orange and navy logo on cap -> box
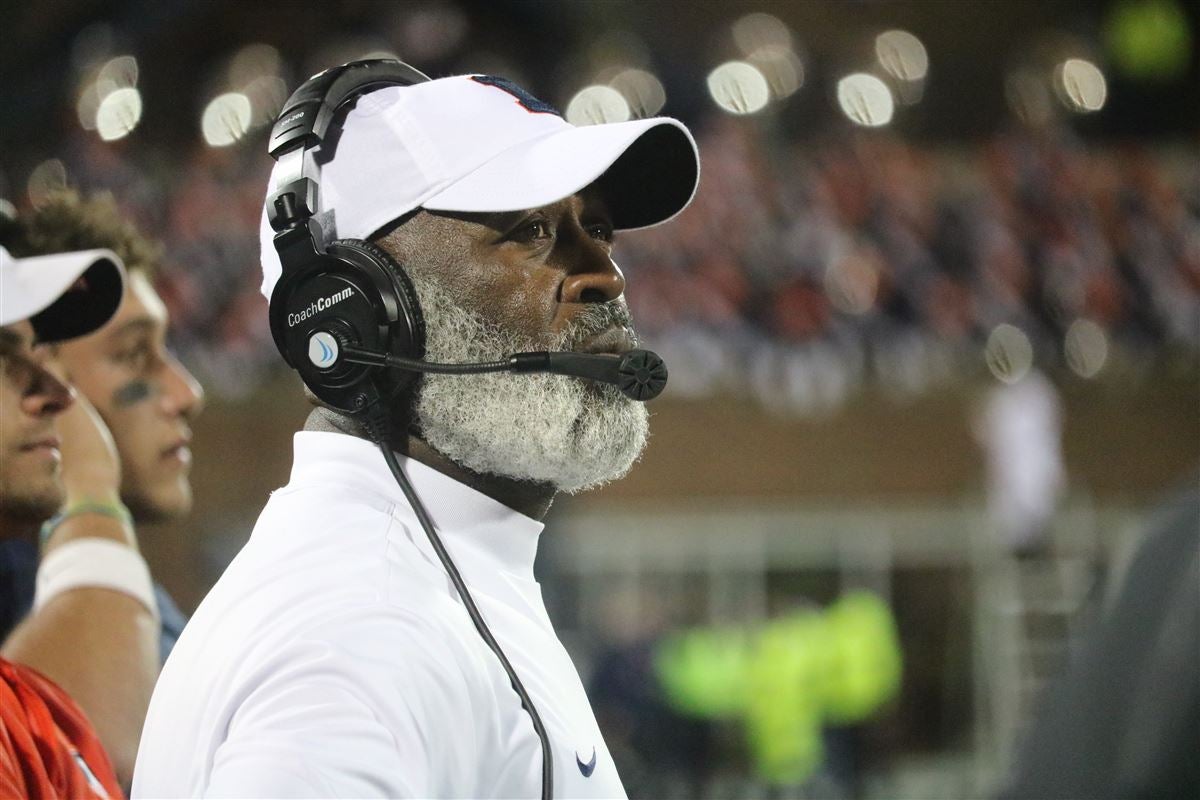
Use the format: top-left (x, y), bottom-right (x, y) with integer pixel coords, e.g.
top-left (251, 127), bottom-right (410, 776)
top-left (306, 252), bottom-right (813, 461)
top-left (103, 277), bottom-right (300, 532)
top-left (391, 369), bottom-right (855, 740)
top-left (471, 75), bottom-right (561, 116)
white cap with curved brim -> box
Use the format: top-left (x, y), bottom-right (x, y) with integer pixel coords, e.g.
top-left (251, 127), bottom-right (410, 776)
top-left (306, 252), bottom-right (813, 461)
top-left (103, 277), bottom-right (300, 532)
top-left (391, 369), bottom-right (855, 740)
top-left (0, 245), bottom-right (126, 342)
top-left (260, 73), bottom-right (700, 299)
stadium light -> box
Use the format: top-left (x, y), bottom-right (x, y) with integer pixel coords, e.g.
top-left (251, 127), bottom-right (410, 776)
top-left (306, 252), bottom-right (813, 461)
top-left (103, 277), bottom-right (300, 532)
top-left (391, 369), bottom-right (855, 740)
top-left (732, 11), bottom-right (793, 55)
top-left (875, 30), bottom-right (929, 82)
top-left (96, 87), bottom-right (142, 141)
top-left (707, 61), bottom-right (771, 115)
top-left (610, 68), bottom-right (666, 117)
top-left (202, 92), bottom-right (254, 147)
top-left (1055, 58), bottom-right (1108, 112)
top-left (836, 73), bottom-right (895, 126)
top-left (824, 254), bottom-right (879, 315)
top-left (1065, 319), bottom-right (1109, 377)
top-left (77, 54), bottom-right (139, 134)
top-left (749, 45), bottom-right (804, 100)
top-left (26, 159), bottom-right (69, 208)
top-left (985, 323), bottom-right (1034, 383)
top-left (565, 85), bottom-right (631, 125)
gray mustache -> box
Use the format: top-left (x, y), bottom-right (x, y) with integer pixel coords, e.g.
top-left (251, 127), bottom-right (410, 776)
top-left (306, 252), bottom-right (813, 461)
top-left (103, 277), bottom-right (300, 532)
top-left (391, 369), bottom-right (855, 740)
top-left (557, 302), bottom-right (637, 349)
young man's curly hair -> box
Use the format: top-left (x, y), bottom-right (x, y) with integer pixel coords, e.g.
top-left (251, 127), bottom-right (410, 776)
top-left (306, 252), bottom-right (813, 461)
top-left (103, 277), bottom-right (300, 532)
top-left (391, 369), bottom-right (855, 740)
top-left (0, 190), bottom-right (161, 277)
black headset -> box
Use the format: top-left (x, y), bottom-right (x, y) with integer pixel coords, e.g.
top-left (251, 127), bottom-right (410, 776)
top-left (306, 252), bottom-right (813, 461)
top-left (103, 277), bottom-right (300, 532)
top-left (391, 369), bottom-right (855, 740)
top-left (265, 59), bottom-right (558, 800)
top-left (265, 59), bottom-right (433, 418)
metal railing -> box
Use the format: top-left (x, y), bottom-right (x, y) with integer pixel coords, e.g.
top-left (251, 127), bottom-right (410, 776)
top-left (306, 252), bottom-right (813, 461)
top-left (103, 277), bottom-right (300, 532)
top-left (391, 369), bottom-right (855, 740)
top-left (543, 497), bottom-right (1147, 799)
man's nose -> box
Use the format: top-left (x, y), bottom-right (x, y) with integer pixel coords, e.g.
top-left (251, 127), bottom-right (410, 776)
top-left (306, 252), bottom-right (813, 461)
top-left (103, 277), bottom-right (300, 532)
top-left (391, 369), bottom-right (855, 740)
top-left (159, 352), bottom-right (205, 421)
top-left (559, 242), bottom-right (626, 305)
top-left (22, 362), bottom-right (75, 418)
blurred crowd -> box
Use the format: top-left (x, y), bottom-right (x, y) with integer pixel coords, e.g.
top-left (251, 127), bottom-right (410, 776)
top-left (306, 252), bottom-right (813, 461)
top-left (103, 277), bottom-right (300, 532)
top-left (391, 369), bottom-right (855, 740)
top-left (28, 114), bottom-right (1200, 408)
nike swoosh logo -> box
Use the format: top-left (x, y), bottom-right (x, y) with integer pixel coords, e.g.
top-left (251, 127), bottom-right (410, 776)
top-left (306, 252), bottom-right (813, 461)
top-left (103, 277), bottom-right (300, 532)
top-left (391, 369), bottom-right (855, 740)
top-left (576, 746), bottom-right (597, 777)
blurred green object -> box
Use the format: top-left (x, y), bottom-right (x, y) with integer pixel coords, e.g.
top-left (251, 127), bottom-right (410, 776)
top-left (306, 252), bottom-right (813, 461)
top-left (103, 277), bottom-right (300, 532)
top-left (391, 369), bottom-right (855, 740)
top-left (654, 591), bottom-right (903, 785)
top-left (1104, 0), bottom-right (1192, 81)
top-left (822, 592), bottom-right (905, 724)
top-left (745, 610), bottom-right (829, 783)
top-left (654, 626), bottom-right (752, 718)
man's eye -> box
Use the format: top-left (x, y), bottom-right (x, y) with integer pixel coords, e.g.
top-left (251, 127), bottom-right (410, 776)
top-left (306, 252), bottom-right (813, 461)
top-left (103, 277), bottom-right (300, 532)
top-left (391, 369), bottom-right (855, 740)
top-left (115, 344), bottom-right (154, 370)
top-left (513, 219), bottom-right (552, 242)
top-left (587, 223), bottom-right (614, 243)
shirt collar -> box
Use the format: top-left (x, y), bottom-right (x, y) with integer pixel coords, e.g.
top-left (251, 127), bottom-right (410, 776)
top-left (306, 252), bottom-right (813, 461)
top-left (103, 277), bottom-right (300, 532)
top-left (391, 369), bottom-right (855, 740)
top-left (287, 431), bottom-right (545, 576)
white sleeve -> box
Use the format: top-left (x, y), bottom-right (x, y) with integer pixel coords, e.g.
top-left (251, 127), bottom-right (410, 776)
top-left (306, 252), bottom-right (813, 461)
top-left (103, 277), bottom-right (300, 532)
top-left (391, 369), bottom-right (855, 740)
top-left (204, 611), bottom-right (485, 798)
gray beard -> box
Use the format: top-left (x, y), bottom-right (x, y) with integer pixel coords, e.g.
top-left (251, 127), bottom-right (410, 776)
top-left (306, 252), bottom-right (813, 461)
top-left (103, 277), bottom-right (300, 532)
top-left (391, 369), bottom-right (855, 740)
top-left (409, 272), bottom-right (650, 494)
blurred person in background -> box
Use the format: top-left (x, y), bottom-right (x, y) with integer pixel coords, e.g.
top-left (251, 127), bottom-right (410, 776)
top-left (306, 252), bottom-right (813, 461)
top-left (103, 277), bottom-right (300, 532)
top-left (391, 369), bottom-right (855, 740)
top-left (134, 62), bottom-right (698, 798)
top-left (0, 192), bottom-right (204, 664)
top-left (972, 366), bottom-right (1066, 558)
top-left (1000, 479), bottom-right (1199, 800)
top-left (0, 244), bottom-right (160, 795)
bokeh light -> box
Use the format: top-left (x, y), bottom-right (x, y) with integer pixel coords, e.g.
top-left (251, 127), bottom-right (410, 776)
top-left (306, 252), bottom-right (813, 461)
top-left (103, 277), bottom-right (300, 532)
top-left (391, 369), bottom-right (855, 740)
top-left (26, 159), bottom-right (69, 208)
top-left (395, 3), bottom-right (469, 62)
top-left (76, 54), bottom-right (140, 135)
top-left (731, 12), bottom-right (793, 55)
top-left (825, 254), bottom-right (879, 315)
top-left (707, 61), bottom-right (771, 115)
top-left (96, 55), bottom-right (139, 95)
top-left (748, 46), bottom-right (804, 100)
top-left (836, 73), bottom-right (895, 126)
top-left (875, 30), bottom-right (929, 82)
top-left (588, 30), bottom-right (652, 73)
top-left (1065, 318), bottom-right (1109, 378)
top-left (96, 87), bottom-right (143, 141)
top-left (1055, 58), bottom-right (1108, 112)
top-left (240, 75), bottom-right (289, 127)
top-left (228, 43), bottom-right (283, 88)
top-left (76, 84), bottom-right (104, 131)
top-left (610, 68), bottom-right (666, 117)
top-left (201, 92), bottom-right (254, 147)
top-left (985, 323), bottom-right (1034, 383)
top-left (1104, 0), bottom-right (1192, 81)
top-left (70, 22), bottom-right (115, 72)
top-left (1005, 69), bottom-right (1055, 126)
top-left (565, 85), bottom-right (631, 125)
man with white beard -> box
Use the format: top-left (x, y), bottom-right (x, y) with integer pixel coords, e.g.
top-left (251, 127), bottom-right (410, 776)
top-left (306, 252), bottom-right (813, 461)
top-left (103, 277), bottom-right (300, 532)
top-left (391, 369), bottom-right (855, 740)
top-left (134, 63), bottom-right (698, 799)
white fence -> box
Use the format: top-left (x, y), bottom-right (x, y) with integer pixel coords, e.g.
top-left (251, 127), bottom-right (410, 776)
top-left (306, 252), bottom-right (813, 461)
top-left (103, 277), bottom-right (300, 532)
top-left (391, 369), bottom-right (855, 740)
top-left (544, 498), bottom-right (1148, 799)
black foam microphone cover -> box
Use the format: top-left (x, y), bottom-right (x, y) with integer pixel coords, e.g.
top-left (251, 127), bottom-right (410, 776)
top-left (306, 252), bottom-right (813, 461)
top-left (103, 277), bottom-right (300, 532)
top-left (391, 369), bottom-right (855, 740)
top-left (510, 348), bottom-right (668, 401)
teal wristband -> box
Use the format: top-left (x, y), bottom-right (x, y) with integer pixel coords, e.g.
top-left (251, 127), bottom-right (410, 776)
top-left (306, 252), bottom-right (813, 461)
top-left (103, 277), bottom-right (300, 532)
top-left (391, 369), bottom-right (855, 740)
top-left (39, 501), bottom-right (133, 546)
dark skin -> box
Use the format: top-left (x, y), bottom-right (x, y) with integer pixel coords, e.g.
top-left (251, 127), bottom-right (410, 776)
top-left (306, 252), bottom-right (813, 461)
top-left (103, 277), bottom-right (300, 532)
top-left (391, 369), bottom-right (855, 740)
top-left (304, 188), bottom-right (628, 521)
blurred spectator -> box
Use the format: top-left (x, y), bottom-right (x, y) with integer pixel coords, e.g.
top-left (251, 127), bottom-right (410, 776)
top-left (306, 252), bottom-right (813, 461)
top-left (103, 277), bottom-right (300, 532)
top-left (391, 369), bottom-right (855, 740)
top-left (6, 118), bottom-right (1195, 410)
top-left (1000, 480), bottom-right (1200, 799)
top-left (0, 243), bottom-right (160, 792)
top-left (0, 192), bottom-right (204, 664)
top-left (972, 368), bottom-right (1066, 556)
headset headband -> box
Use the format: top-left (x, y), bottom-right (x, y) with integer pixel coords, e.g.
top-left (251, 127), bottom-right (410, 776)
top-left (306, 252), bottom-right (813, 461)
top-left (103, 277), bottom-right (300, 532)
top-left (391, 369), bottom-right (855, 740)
top-left (266, 59), bottom-right (431, 234)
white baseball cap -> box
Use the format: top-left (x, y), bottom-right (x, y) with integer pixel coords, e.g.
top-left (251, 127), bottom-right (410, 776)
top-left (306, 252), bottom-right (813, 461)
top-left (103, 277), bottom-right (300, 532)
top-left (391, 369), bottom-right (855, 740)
top-left (0, 245), bottom-right (126, 342)
top-left (260, 73), bottom-right (700, 298)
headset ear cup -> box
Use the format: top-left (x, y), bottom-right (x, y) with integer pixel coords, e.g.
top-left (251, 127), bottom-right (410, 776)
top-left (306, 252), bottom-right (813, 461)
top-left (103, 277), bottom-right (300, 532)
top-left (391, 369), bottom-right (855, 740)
top-left (267, 268), bottom-right (302, 369)
top-left (329, 239), bottom-right (425, 360)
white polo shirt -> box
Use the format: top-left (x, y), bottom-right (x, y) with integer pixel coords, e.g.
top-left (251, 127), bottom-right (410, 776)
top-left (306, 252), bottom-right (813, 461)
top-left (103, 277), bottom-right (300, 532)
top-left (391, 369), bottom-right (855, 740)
top-left (132, 431), bottom-right (625, 799)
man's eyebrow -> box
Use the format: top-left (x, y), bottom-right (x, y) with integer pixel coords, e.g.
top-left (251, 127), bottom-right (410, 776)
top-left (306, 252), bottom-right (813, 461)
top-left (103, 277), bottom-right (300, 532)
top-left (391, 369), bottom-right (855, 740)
top-left (0, 327), bottom-right (25, 352)
top-left (105, 317), bottom-right (160, 339)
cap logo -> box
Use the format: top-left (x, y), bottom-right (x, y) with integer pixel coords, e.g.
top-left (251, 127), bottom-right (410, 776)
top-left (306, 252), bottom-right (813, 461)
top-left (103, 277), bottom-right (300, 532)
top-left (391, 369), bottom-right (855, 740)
top-left (471, 75), bottom-right (561, 116)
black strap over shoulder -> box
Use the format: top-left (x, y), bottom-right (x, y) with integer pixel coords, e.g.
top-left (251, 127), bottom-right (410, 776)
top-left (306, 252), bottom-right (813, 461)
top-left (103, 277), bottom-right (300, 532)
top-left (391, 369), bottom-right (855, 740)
top-left (268, 59), bottom-right (431, 159)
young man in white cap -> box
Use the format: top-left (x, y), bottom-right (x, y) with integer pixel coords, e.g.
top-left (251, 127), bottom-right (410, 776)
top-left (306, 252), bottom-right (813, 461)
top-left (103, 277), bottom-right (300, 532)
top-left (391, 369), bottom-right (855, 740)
top-left (0, 244), bottom-right (160, 795)
top-left (134, 63), bottom-right (699, 798)
top-left (0, 193), bottom-right (204, 666)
